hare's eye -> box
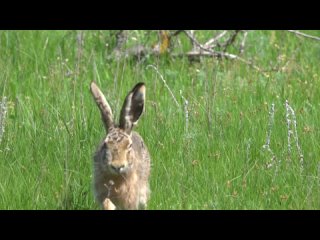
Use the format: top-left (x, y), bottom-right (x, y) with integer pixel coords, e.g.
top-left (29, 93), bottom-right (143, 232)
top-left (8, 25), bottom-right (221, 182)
top-left (128, 143), bottom-right (132, 150)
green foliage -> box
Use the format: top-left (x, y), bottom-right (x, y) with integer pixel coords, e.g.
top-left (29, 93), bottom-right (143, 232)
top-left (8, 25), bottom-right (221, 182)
top-left (0, 30), bottom-right (319, 209)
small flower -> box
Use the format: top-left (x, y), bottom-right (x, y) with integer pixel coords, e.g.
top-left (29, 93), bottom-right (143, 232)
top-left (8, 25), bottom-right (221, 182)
top-left (191, 160), bottom-right (199, 166)
top-left (280, 194), bottom-right (289, 201)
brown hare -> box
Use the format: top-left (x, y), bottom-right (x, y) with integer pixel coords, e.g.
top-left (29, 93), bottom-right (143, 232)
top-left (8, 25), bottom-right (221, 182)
top-left (90, 81), bottom-right (151, 210)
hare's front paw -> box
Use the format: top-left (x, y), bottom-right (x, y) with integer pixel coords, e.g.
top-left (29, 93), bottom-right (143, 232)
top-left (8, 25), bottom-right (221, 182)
top-left (103, 198), bottom-right (116, 210)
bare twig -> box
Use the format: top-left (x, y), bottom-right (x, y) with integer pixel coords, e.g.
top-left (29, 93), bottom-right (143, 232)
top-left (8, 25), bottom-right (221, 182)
top-left (189, 30), bottom-right (199, 52)
top-left (221, 30), bottom-right (240, 52)
top-left (146, 65), bottom-right (180, 107)
top-left (263, 103), bottom-right (275, 151)
top-left (285, 100), bottom-right (292, 159)
top-left (169, 30), bottom-right (183, 37)
top-left (173, 49), bottom-right (269, 77)
top-left (287, 30), bottom-right (320, 41)
top-left (181, 30), bottom-right (268, 75)
top-left (222, 52), bottom-right (268, 75)
top-left (239, 30), bottom-right (248, 54)
top-left (0, 97), bottom-right (7, 144)
top-left (182, 30), bottom-right (211, 54)
top-left (263, 103), bottom-right (276, 168)
top-left (204, 31), bottom-right (227, 48)
top-left (285, 100), bottom-right (304, 169)
top-left (185, 30), bottom-right (240, 52)
top-left (179, 90), bottom-right (189, 133)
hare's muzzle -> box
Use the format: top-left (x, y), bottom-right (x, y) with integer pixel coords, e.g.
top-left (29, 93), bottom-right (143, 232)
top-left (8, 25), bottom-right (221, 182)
top-left (110, 164), bottom-right (126, 174)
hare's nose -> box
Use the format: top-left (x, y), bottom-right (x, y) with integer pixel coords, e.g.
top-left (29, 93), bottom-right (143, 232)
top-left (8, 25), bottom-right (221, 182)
top-left (111, 165), bottom-right (125, 173)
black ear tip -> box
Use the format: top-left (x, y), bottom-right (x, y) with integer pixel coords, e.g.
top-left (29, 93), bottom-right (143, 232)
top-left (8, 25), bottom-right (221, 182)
top-left (132, 82), bottom-right (145, 92)
top-left (136, 82), bottom-right (145, 87)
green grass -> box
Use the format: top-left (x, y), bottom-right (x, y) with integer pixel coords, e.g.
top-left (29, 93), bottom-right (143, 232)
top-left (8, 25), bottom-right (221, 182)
top-left (0, 30), bottom-right (319, 209)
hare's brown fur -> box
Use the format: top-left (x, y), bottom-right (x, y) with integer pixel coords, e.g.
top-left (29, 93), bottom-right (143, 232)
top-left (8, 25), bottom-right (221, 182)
top-left (90, 82), bottom-right (150, 210)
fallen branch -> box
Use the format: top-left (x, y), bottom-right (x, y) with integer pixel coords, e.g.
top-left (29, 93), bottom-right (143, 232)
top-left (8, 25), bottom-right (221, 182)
top-left (287, 30), bottom-right (320, 41)
top-left (221, 30), bottom-right (240, 52)
top-left (173, 50), bottom-right (269, 77)
top-left (189, 30), bottom-right (199, 52)
top-left (204, 31), bottom-right (227, 48)
top-left (169, 30), bottom-right (184, 37)
top-left (222, 52), bottom-right (266, 73)
top-left (108, 30), bottom-right (296, 78)
top-left (182, 30), bottom-right (212, 54)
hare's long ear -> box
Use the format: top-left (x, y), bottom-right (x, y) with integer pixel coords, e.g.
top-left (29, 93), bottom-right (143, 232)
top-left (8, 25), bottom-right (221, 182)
top-left (119, 82), bottom-right (145, 134)
top-left (90, 81), bottom-right (114, 132)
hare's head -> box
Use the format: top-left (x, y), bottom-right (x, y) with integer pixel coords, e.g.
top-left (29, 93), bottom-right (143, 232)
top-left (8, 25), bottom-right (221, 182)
top-left (90, 82), bottom-right (145, 175)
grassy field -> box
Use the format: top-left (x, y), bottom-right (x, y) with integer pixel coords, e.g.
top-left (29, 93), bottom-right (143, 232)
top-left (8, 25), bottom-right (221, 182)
top-left (0, 30), bottom-right (319, 209)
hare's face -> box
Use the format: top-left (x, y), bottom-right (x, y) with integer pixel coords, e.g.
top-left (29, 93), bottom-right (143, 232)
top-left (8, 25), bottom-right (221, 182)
top-left (91, 81), bottom-right (145, 175)
top-left (104, 128), bottom-right (133, 175)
